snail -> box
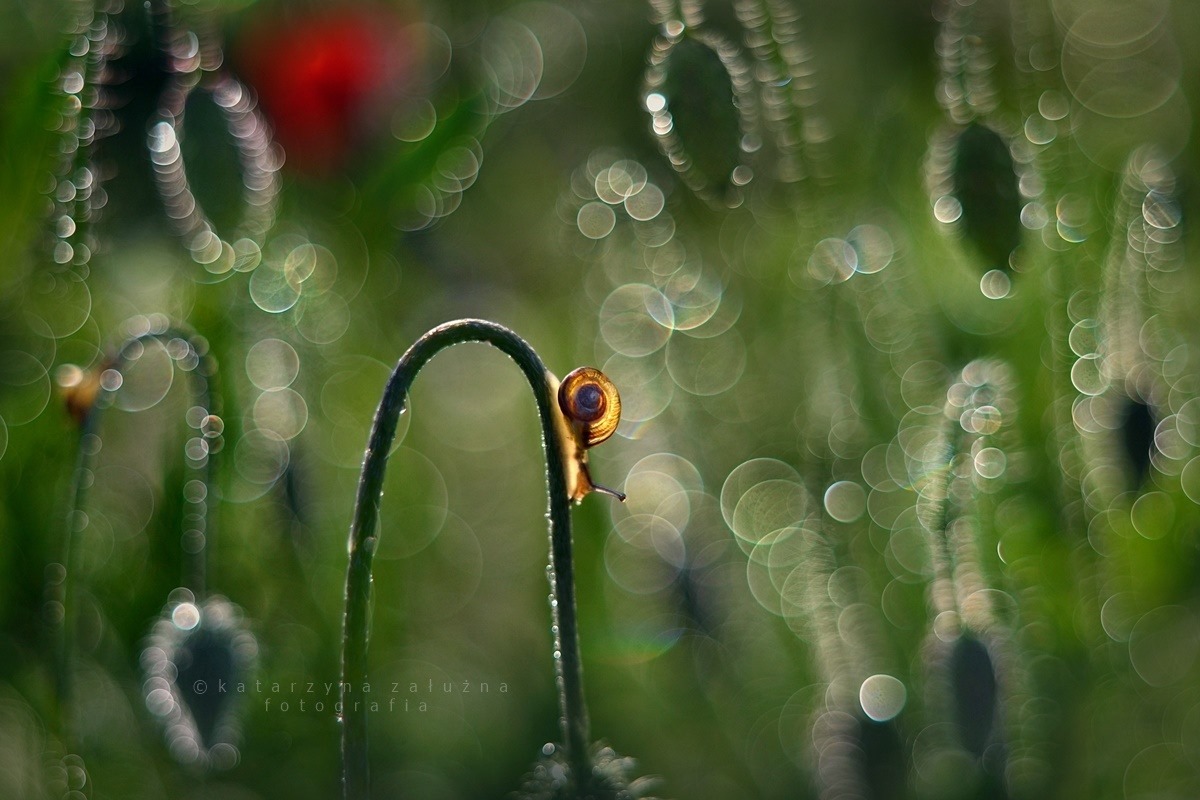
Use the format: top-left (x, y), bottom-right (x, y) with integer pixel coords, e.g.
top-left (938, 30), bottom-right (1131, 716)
top-left (56, 362), bottom-right (107, 427)
top-left (551, 366), bottom-right (625, 503)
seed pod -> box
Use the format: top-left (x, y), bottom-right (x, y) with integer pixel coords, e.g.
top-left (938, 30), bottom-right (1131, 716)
top-left (1118, 394), bottom-right (1156, 491)
top-left (142, 596), bottom-right (256, 767)
top-left (950, 634), bottom-right (998, 758)
top-left (643, 28), bottom-right (757, 207)
top-left (856, 716), bottom-right (907, 800)
top-left (951, 122), bottom-right (1022, 272)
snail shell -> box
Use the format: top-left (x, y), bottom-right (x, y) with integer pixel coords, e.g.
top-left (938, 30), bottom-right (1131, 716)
top-left (557, 367), bottom-right (620, 447)
top-left (57, 363), bottom-right (103, 427)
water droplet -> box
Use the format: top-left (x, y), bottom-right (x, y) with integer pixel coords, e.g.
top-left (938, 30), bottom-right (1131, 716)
top-left (859, 674), bottom-right (907, 722)
top-left (824, 481), bottom-right (866, 523)
top-left (577, 201), bottom-right (616, 239)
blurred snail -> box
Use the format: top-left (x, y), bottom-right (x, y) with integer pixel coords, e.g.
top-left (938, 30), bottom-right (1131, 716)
top-left (56, 363), bottom-right (107, 427)
top-left (552, 366), bottom-right (625, 503)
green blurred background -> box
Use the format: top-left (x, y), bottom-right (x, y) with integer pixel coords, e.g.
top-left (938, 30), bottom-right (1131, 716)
top-left (2, 0), bottom-right (1200, 797)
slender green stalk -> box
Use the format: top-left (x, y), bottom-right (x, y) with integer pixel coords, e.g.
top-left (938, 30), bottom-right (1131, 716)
top-left (57, 322), bottom-right (220, 748)
top-left (40, 2), bottom-right (117, 290)
top-left (930, 427), bottom-right (968, 609)
top-left (923, 374), bottom-right (974, 619)
top-left (340, 319), bottom-right (593, 800)
top-left (925, 363), bottom-right (1010, 622)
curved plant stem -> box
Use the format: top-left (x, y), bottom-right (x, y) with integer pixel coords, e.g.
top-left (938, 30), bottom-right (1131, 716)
top-left (340, 319), bottom-right (592, 800)
top-left (57, 322), bottom-right (220, 749)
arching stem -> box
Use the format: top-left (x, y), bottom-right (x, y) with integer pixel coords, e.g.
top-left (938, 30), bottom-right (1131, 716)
top-left (340, 319), bottom-right (593, 799)
top-left (57, 321), bottom-right (220, 749)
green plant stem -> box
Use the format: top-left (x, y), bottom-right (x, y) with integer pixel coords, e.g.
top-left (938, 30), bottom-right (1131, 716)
top-left (928, 365), bottom-right (1006, 622)
top-left (927, 386), bottom-right (971, 617)
top-left (57, 323), bottom-right (220, 749)
top-left (48, 3), bottom-right (114, 281)
top-left (340, 319), bottom-right (592, 800)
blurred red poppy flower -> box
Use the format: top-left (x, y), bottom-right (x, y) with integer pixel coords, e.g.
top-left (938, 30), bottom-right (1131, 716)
top-left (237, 4), bottom-right (424, 174)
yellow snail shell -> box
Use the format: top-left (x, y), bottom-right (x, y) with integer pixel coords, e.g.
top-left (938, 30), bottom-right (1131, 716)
top-left (549, 366), bottom-right (624, 503)
top-left (557, 366), bottom-right (620, 448)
